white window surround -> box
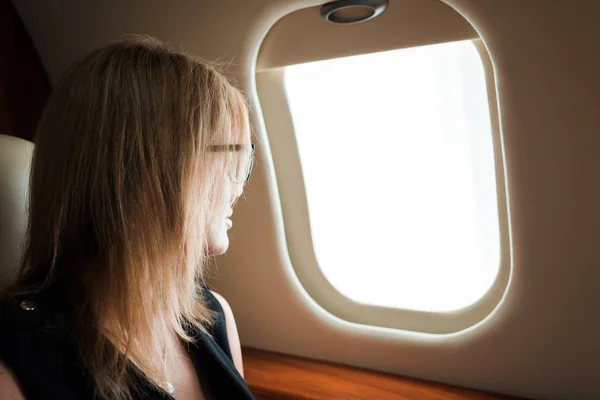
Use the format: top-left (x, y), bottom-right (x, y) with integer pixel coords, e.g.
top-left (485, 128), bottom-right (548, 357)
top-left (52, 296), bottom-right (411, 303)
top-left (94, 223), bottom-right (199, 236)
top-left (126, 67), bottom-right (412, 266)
top-left (255, 39), bottom-right (511, 334)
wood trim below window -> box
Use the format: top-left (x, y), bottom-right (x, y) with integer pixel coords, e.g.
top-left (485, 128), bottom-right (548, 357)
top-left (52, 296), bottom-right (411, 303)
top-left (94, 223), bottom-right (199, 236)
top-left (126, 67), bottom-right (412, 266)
top-left (243, 347), bottom-right (522, 400)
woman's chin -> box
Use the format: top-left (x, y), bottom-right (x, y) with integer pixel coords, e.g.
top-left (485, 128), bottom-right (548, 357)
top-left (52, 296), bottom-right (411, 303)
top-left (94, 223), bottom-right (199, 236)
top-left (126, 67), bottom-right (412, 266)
top-left (208, 235), bottom-right (230, 256)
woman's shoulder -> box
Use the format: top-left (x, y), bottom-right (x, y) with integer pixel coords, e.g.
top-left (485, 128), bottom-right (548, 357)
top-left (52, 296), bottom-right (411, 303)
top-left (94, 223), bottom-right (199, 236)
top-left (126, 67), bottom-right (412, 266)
top-left (197, 283), bottom-right (234, 360)
top-left (0, 292), bottom-right (88, 400)
top-left (0, 288), bottom-right (80, 370)
top-left (0, 290), bottom-right (77, 358)
top-left (0, 294), bottom-right (44, 334)
top-left (0, 289), bottom-right (75, 333)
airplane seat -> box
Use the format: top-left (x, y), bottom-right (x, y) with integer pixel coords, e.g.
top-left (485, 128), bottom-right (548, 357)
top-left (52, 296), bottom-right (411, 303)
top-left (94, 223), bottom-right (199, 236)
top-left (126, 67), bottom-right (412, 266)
top-left (0, 134), bottom-right (34, 291)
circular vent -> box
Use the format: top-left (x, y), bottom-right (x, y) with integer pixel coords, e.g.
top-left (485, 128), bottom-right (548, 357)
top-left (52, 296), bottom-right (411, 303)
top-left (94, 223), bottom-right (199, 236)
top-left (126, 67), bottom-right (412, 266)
top-left (321, 0), bottom-right (389, 25)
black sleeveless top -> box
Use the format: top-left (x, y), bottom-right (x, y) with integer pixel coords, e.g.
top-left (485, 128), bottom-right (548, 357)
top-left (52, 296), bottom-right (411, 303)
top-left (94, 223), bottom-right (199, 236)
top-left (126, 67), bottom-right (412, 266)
top-left (0, 284), bottom-right (255, 399)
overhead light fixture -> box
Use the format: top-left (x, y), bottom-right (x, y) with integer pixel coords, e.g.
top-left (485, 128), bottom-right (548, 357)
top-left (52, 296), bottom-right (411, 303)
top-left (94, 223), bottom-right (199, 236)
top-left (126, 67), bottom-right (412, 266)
top-left (321, 0), bottom-right (389, 25)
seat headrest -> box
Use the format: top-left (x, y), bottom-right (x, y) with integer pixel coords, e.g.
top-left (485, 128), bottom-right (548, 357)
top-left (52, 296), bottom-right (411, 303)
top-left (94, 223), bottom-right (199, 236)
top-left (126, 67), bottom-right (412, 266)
top-left (0, 134), bottom-right (33, 290)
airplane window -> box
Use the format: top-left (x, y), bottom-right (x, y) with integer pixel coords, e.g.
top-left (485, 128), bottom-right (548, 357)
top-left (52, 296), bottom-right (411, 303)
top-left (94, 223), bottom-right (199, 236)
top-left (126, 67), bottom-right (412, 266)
top-left (284, 40), bottom-right (501, 312)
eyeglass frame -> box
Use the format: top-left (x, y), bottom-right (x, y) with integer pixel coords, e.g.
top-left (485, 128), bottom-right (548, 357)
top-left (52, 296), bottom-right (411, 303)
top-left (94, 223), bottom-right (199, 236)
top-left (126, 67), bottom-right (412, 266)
top-left (209, 143), bottom-right (255, 183)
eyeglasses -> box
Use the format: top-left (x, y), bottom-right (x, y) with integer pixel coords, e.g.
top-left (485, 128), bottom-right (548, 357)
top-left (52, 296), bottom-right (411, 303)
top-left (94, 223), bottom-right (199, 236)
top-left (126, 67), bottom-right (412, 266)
top-left (209, 144), bottom-right (255, 183)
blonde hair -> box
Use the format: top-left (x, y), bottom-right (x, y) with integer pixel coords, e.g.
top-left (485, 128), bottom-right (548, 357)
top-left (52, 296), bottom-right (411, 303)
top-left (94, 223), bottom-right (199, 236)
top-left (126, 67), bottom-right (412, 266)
top-left (9, 37), bottom-right (251, 399)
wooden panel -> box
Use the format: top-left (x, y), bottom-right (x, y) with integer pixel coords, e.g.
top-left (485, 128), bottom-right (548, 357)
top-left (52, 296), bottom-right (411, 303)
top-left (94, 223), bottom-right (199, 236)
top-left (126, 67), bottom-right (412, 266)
top-left (243, 347), bottom-right (522, 400)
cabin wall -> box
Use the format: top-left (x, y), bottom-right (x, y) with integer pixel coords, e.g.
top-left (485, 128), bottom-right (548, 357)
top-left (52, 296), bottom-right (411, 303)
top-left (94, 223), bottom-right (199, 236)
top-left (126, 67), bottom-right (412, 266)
top-left (0, 0), bottom-right (49, 141)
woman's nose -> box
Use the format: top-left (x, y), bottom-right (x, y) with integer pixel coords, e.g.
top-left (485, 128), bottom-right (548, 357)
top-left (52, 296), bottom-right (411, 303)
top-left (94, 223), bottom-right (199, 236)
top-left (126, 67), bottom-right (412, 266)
top-left (231, 185), bottom-right (243, 202)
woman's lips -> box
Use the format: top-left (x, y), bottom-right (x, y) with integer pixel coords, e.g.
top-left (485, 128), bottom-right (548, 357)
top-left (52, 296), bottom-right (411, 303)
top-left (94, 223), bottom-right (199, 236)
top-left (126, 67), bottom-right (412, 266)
top-left (225, 218), bottom-right (233, 229)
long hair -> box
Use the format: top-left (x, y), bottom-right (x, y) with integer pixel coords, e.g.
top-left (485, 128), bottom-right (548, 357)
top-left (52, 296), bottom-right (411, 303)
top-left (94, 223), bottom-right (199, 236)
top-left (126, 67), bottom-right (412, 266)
top-left (7, 37), bottom-right (252, 399)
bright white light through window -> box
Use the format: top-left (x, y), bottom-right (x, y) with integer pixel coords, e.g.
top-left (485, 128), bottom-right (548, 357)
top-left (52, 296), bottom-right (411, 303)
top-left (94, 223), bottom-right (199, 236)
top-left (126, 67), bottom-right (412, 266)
top-left (284, 40), bottom-right (501, 312)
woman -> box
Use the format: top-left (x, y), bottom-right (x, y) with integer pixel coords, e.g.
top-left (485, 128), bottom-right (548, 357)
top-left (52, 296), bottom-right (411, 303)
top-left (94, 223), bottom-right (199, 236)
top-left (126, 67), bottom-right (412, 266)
top-left (0, 37), bottom-right (255, 399)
